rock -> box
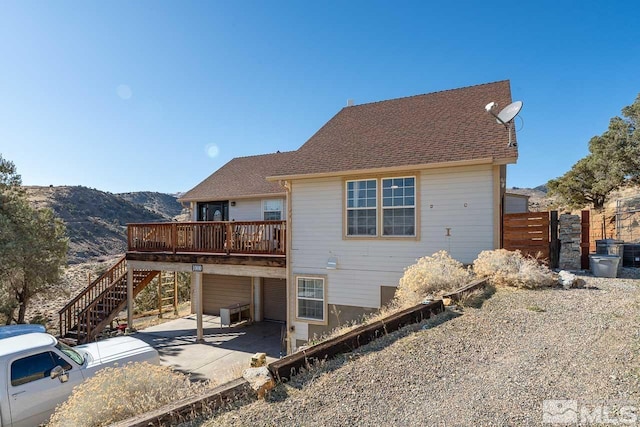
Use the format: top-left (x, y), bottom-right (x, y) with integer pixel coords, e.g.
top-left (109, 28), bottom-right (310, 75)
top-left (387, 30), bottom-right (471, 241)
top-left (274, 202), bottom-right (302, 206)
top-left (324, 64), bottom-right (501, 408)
top-left (558, 270), bottom-right (579, 289)
top-left (442, 297), bottom-right (453, 306)
top-left (243, 366), bottom-right (275, 399)
top-left (251, 352), bottom-right (267, 367)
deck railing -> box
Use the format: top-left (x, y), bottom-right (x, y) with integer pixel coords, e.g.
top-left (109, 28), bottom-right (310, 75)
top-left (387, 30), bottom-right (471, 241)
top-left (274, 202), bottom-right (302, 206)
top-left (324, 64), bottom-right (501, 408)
top-left (127, 220), bottom-right (286, 256)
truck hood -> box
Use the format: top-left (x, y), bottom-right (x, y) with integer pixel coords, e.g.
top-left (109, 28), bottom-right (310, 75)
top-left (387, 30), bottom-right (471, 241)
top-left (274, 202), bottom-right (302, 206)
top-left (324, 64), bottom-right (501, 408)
top-left (76, 335), bottom-right (159, 369)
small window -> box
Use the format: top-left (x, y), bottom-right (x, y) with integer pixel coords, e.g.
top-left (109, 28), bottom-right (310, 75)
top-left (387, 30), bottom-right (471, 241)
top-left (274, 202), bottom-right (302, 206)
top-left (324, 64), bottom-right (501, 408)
top-left (297, 277), bottom-right (325, 321)
top-left (263, 199), bottom-right (283, 221)
top-left (11, 352), bottom-right (72, 386)
top-left (382, 177), bottom-right (416, 236)
top-left (346, 179), bottom-right (377, 236)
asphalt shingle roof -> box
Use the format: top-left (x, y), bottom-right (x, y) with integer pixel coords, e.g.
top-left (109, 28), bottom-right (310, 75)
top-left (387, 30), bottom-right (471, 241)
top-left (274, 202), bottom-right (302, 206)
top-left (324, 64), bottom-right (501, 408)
top-left (270, 80), bottom-right (517, 178)
top-left (179, 151), bottom-right (294, 202)
top-left (181, 81), bottom-right (518, 201)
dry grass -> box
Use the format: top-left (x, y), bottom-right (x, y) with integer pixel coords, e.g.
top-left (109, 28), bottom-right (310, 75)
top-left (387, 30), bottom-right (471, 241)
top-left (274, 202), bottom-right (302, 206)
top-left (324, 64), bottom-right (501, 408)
top-left (473, 249), bottom-right (556, 289)
top-left (48, 362), bottom-right (213, 427)
top-left (394, 250), bottom-right (473, 306)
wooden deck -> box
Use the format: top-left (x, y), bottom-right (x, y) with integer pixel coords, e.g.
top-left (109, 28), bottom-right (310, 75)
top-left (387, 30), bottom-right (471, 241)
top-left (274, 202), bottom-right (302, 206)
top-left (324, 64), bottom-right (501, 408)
top-left (127, 220), bottom-right (286, 258)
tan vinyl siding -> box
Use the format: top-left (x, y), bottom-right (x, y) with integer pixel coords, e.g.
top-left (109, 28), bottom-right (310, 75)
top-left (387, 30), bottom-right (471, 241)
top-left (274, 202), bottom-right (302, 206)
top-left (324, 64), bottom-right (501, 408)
top-left (202, 274), bottom-right (251, 315)
top-left (263, 278), bottom-right (287, 321)
top-left (290, 164), bottom-right (494, 312)
top-left (228, 198), bottom-right (287, 221)
top-left (229, 199), bottom-right (261, 221)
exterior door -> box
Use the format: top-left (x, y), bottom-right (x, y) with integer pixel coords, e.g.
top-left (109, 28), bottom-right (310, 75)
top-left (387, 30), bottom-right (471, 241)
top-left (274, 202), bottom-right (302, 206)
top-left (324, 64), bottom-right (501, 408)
top-left (198, 201), bottom-right (229, 221)
top-left (263, 278), bottom-right (287, 321)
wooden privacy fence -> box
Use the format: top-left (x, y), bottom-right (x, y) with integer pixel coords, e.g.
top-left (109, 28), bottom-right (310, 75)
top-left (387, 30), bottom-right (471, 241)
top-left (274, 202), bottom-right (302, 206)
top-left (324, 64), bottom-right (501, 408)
top-left (503, 211), bottom-right (556, 266)
top-left (503, 211), bottom-right (591, 269)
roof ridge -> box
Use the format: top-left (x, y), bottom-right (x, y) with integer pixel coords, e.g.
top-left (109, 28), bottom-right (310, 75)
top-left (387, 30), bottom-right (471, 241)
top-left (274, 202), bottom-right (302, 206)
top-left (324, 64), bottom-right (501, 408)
top-left (231, 150), bottom-right (297, 161)
top-left (345, 80), bottom-right (511, 109)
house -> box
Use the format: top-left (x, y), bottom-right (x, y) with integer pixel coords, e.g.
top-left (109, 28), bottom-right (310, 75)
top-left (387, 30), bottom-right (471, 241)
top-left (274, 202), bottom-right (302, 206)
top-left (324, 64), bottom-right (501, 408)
top-left (59, 80), bottom-right (517, 350)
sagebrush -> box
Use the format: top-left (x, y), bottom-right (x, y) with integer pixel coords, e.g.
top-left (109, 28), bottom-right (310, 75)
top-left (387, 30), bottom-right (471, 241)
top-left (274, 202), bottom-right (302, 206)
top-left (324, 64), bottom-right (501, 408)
top-left (473, 249), bottom-right (556, 289)
top-left (394, 250), bottom-right (473, 306)
top-left (48, 362), bottom-right (211, 427)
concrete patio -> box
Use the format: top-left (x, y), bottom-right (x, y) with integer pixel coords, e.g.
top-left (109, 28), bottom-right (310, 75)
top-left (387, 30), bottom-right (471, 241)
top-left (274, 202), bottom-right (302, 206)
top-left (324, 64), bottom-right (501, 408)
top-left (133, 314), bottom-right (284, 381)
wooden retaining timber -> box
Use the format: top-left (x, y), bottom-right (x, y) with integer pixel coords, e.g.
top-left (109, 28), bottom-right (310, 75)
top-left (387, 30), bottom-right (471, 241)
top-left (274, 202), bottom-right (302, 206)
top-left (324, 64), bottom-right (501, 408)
top-left (268, 299), bottom-right (445, 382)
top-left (110, 378), bottom-right (253, 427)
top-left (442, 278), bottom-right (488, 301)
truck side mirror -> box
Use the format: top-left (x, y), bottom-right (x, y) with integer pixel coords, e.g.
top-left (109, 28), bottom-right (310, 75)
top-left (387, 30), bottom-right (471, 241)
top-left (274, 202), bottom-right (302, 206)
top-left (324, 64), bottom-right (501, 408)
top-left (50, 365), bottom-right (69, 383)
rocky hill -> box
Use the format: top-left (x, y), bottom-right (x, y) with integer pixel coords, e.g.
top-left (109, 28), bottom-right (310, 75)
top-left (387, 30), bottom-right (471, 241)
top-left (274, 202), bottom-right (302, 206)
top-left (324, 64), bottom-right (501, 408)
top-left (24, 186), bottom-right (183, 264)
top-left (117, 191), bottom-right (184, 219)
top-left (506, 185), bottom-right (558, 212)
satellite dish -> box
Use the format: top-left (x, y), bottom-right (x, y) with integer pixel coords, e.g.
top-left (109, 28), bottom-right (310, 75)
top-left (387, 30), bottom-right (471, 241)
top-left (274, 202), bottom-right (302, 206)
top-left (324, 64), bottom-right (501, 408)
top-left (484, 100), bottom-right (523, 147)
top-left (496, 101), bottom-right (523, 125)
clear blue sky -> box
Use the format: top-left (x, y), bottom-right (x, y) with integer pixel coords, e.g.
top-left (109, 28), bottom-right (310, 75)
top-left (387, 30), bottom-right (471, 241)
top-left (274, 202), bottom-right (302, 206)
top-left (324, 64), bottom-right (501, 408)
top-left (1, 1), bottom-right (639, 194)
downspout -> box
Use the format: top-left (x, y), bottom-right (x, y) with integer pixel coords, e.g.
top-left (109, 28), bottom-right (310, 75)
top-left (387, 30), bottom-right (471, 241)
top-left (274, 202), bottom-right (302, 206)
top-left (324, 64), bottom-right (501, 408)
top-left (280, 179), bottom-right (293, 355)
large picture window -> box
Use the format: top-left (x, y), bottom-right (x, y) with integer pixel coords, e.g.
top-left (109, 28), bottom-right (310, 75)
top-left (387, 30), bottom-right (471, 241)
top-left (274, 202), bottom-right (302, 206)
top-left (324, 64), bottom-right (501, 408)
top-left (382, 177), bottom-right (415, 236)
top-left (296, 277), bottom-right (325, 322)
top-left (346, 179), bottom-right (377, 236)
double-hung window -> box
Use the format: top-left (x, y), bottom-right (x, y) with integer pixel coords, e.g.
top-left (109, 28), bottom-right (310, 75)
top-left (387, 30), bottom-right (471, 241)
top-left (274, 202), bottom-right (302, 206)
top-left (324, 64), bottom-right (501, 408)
top-left (346, 176), bottom-right (416, 237)
top-left (382, 177), bottom-right (415, 236)
top-left (263, 199), bottom-right (283, 220)
top-left (296, 277), bottom-right (326, 322)
top-left (346, 179), bottom-right (377, 236)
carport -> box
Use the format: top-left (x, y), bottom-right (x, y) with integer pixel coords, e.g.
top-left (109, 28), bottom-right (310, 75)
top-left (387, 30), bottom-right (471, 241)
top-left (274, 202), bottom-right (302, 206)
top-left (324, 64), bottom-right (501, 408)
top-left (134, 314), bottom-right (284, 381)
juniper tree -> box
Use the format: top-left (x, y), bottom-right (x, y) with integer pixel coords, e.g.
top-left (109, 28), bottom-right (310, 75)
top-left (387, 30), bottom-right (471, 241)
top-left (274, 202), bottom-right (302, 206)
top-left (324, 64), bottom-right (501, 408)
top-left (548, 93), bottom-right (640, 209)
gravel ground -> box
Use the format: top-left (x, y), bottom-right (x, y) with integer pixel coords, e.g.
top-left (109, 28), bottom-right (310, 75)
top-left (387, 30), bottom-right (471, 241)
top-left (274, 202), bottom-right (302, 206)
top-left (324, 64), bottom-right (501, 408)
top-left (202, 268), bottom-right (640, 427)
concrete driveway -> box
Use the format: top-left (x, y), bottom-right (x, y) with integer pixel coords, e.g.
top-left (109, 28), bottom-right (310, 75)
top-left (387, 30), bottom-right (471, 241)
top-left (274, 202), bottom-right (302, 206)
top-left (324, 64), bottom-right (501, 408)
top-left (133, 314), bottom-right (284, 382)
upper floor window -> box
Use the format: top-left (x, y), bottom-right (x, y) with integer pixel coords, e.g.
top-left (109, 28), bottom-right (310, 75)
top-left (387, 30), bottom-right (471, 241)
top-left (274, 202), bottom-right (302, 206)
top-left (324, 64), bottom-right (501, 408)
top-left (382, 177), bottom-right (415, 236)
top-left (345, 176), bottom-right (417, 238)
top-left (263, 199), bottom-right (283, 221)
top-left (346, 179), bottom-right (377, 236)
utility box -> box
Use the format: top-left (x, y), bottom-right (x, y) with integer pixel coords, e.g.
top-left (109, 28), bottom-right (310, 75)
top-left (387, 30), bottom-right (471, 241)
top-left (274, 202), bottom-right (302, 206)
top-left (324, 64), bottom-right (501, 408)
top-left (622, 244), bottom-right (640, 268)
top-left (590, 254), bottom-right (621, 278)
top-left (596, 239), bottom-right (624, 256)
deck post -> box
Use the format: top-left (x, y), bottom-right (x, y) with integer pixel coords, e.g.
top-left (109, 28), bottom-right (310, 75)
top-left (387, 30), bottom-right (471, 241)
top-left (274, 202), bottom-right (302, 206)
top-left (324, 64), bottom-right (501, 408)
top-left (252, 277), bottom-right (262, 322)
top-left (193, 271), bottom-right (204, 342)
top-left (126, 267), bottom-right (135, 333)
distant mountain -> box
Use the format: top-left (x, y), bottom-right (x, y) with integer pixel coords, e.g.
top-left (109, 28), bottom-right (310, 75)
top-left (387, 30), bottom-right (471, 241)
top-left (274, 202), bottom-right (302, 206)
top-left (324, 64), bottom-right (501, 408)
top-left (117, 191), bottom-right (184, 220)
top-left (24, 186), bottom-right (178, 264)
top-left (533, 184), bottom-right (548, 193)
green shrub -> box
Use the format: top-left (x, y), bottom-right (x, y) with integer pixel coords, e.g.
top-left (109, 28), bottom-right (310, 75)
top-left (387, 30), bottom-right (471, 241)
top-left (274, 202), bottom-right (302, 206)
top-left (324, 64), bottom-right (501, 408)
top-left (48, 362), bottom-right (211, 427)
top-left (473, 249), bottom-right (556, 289)
top-left (395, 250), bottom-right (473, 306)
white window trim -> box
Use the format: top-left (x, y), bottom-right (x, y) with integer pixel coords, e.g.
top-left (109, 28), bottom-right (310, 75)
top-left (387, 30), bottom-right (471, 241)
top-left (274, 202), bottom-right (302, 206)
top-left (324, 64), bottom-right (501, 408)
top-left (262, 198), bottom-right (283, 221)
top-left (345, 179), bottom-right (378, 237)
top-left (381, 175), bottom-right (416, 237)
top-left (344, 175), bottom-right (417, 238)
top-left (295, 275), bottom-right (328, 325)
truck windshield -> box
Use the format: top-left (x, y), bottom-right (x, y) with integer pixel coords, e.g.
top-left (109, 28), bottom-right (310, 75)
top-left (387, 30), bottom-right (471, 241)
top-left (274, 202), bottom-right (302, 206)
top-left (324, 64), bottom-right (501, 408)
top-left (56, 342), bottom-right (85, 365)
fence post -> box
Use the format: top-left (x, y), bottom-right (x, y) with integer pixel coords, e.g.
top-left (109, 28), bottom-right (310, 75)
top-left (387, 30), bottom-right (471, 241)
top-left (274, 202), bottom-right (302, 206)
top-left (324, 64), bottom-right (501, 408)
top-left (581, 210), bottom-right (590, 270)
top-left (549, 211), bottom-right (559, 268)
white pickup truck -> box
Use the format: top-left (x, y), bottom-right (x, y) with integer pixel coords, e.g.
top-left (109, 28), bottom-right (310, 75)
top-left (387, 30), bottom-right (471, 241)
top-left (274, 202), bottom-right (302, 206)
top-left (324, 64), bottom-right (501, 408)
top-left (0, 324), bottom-right (159, 427)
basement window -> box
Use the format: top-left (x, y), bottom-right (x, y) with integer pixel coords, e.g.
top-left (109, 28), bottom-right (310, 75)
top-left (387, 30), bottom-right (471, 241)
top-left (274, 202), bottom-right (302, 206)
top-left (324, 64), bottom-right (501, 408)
top-left (296, 276), bottom-right (326, 322)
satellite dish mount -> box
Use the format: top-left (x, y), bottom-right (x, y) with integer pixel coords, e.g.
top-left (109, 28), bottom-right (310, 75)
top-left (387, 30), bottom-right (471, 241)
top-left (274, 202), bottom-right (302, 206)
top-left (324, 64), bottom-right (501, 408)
top-left (484, 100), bottom-right (523, 147)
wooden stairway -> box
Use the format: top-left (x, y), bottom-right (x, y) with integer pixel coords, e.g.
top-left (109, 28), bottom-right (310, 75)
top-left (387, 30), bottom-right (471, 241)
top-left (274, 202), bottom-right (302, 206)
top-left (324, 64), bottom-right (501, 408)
top-left (58, 256), bottom-right (159, 344)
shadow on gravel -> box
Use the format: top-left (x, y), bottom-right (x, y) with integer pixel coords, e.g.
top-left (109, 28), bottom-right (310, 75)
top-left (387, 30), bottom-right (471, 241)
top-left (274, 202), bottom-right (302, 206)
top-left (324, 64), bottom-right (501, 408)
top-left (265, 309), bottom-right (463, 403)
top-left (458, 284), bottom-right (496, 309)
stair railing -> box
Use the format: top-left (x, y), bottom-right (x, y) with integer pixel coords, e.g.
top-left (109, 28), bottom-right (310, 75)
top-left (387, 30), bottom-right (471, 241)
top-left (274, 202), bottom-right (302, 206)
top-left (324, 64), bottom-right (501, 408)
top-left (58, 255), bottom-right (127, 338)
